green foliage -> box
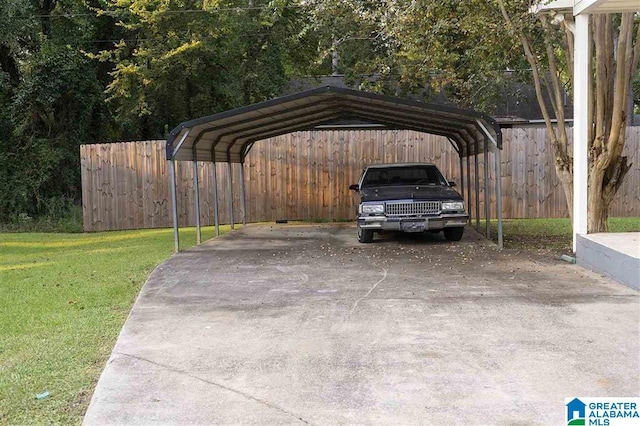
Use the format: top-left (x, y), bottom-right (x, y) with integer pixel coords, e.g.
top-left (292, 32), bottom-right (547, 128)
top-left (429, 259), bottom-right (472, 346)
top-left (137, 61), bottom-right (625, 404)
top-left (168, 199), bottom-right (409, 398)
top-left (0, 0), bottom-right (114, 222)
top-left (0, 0), bottom-right (631, 224)
top-left (102, 0), bottom-right (309, 139)
top-left (0, 201), bottom-right (83, 233)
top-left (297, 0), bottom-right (545, 111)
top-left (0, 0), bottom-right (315, 222)
top-left (297, 0), bottom-right (389, 80)
top-left (0, 42), bottom-right (104, 221)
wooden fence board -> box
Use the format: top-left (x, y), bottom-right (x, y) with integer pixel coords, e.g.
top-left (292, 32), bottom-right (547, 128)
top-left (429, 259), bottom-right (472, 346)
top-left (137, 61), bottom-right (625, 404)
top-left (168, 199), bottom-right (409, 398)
top-left (80, 128), bottom-right (640, 232)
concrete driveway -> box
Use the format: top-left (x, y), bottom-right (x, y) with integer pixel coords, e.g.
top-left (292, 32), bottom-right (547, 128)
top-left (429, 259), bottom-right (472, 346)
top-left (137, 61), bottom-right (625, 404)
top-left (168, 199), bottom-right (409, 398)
top-left (84, 224), bottom-right (639, 425)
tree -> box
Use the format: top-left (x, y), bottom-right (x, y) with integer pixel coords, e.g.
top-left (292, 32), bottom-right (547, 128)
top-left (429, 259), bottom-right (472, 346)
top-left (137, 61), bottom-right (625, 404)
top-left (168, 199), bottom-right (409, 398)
top-left (0, 0), bottom-right (317, 221)
top-left (301, 1), bottom-right (638, 234)
top-left (0, 0), bottom-right (115, 220)
top-left (12, 42), bottom-right (104, 208)
top-left (369, 1), bottom-right (509, 104)
top-left (299, 1), bottom-right (538, 111)
top-left (297, 0), bottom-right (393, 86)
top-left (497, 1), bottom-right (639, 232)
top-left (100, 0), bottom-right (310, 139)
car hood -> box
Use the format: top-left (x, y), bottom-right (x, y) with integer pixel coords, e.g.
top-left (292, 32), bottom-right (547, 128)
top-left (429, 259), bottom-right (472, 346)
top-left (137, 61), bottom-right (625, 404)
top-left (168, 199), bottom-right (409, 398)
top-left (359, 185), bottom-right (463, 202)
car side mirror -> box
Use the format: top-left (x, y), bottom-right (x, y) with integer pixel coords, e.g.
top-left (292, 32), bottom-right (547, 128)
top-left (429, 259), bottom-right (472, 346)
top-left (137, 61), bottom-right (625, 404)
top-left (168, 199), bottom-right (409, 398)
top-left (349, 184), bottom-right (359, 191)
top-left (448, 181), bottom-right (457, 187)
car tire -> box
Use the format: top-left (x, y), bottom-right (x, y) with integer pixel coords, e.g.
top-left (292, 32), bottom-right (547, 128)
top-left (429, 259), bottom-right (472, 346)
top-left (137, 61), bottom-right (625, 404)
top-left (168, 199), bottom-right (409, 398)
top-left (357, 223), bottom-right (374, 243)
top-left (443, 227), bottom-right (464, 241)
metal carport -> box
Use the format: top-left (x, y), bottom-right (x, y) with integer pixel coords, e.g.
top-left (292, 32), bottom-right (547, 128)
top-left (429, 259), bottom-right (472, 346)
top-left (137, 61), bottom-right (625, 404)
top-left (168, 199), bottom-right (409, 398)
top-left (165, 86), bottom-right (504, 251)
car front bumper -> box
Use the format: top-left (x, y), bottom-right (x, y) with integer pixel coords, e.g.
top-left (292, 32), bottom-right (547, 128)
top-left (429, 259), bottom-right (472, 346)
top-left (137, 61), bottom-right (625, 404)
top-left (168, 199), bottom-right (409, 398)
top-left (357, 213), bottom-right (469, 231)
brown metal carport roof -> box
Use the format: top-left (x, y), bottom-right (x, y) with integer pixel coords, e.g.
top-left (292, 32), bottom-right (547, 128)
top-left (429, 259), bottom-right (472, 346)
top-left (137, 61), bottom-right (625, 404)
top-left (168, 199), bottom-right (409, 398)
top-left (165, 86), bottom-right (504, 251)
top-left (166, 86), bottom-right (502, 163)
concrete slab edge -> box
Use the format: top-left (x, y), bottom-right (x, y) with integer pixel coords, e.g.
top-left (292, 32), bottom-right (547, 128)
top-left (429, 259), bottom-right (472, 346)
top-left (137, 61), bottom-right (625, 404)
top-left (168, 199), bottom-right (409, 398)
top-left (576, 235), bottom-right (640, 291)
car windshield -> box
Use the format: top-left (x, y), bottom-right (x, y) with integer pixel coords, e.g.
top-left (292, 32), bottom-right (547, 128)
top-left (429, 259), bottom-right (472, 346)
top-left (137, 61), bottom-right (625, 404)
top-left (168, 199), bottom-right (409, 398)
top-left (361, 165), bottom-right (448, 187)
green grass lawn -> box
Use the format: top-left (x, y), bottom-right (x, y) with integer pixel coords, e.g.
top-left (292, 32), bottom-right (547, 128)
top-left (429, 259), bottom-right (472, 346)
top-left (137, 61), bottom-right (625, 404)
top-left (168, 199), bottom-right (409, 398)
top-left (0, 225), bottom-right (232, 424)
top-left (482, 217), bottom-right (640, 254)
top-left (1, 218), bottom-right (639, 423)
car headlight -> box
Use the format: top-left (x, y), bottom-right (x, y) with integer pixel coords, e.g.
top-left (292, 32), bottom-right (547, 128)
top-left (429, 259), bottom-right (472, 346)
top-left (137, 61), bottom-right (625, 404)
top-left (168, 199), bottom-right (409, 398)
top-left (361, 204), bottom-right (385, 214)
top-left (442, 201), bottom-right (464, 211)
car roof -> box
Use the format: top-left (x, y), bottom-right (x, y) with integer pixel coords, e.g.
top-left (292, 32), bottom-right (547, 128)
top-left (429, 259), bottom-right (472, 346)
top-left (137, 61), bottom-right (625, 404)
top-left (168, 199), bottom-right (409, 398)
top-left (365, 163), bottom-right (436, 169)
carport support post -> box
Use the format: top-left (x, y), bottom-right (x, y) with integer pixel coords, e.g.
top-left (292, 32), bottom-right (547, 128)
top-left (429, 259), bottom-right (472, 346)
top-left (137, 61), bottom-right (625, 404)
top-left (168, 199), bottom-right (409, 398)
top-left (495, 149), bottom-right (503, 249)
top-left (458, 155), bottom-right (464, 200)
top-left (474, 147), bottom-right (480, 231)
top-left (212, 162), bottom-right (220, 237)
top-left (170, 158), bottom-right (180, 253)
top-left (240, 162), bottom-right (247, 225)
top-left (227, 163), bottom-right (235, 229)
top-left (484, 144), bottom-right (491, 240)
top-left (193, 159), bottom-right (201, 245)
top-left (466, 153), bottom-right (471, 224)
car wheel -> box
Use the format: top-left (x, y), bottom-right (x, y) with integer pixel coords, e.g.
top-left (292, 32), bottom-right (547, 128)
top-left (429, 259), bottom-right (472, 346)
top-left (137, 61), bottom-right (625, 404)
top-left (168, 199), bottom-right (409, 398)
top-left (357, 223), bottom-right (374, 243)
top-left (443, 227), bottom-right (464, 241)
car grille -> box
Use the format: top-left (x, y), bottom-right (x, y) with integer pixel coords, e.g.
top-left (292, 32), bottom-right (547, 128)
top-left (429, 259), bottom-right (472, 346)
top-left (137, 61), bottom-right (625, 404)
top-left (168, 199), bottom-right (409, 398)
top-left (385, 201), bottom-right (441, 216)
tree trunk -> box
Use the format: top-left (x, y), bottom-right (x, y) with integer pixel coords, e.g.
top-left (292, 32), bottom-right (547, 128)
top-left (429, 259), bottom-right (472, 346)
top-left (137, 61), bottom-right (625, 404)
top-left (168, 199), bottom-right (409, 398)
top-left (587, 166), bottom-right (607, 232)
top-left (585, 162), bottom-right (624, 233)
top-left (587, 197), bottom-right (609, 233)
top-left (555, 164), bottom-right (573, 220)
top-left (586, 151), bottom-right (631, 233)
top-left (497, 4), bottom-right (638, 238)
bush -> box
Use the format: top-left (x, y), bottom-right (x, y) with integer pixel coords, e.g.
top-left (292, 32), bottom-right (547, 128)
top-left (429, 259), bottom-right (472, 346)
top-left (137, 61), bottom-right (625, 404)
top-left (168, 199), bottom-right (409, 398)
top-left (0, 197), bottom-right (83, 233)
top-left (0, 41), bottom-right (107, 223)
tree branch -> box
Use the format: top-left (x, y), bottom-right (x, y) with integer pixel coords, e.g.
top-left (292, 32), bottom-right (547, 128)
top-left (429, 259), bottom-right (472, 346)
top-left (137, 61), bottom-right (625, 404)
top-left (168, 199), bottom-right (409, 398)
top-left (593, 15), bottom-right (606, 150)
top-left (606, 13), bottom-right (634, 156)
top-left (632, 21), bottom-right (640, 75)
top-left (497, 0), bottom-right (565, 162)
top-left (561, 20), bottom-right (574, 79)
top-left (604, 15), bottom-right (615, 138)
top-left (540, 14), bottom-right (568, 152)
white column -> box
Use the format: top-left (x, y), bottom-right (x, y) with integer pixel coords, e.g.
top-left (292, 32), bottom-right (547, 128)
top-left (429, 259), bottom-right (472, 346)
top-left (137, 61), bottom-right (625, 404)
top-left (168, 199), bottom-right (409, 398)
top-left (573, 13), bottom-right (590, 252)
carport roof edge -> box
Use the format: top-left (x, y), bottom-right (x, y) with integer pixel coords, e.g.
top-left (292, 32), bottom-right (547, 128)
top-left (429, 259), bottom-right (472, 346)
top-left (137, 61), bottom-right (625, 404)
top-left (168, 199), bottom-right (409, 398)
top-left (166, 86), bottom-right (502, 163)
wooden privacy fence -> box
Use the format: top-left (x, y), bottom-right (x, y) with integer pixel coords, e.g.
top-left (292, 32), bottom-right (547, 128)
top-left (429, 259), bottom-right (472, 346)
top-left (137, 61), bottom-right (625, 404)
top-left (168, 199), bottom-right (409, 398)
top-left (80, 127), bottom-right (640, 232)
